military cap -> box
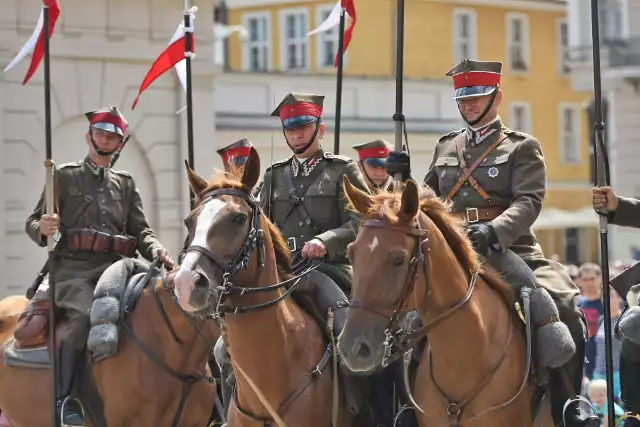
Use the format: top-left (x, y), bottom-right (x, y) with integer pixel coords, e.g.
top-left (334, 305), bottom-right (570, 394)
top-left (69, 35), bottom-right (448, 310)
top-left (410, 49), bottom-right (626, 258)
top-left (217, 138), bottom-right (253, 166)
top-left (85, 106), bottom-right (127, 136)
top-left (271, 93), bottom-right (325, 130)
top-left (445, 59), bottom-right (502, 100)
top-left (352, 140), bottom-right (393, 167)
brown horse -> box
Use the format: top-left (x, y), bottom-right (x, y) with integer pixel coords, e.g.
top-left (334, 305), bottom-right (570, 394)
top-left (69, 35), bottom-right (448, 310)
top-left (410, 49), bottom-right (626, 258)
top-left (174, 148), bottom-right (352, 427)
top-left (337, 177), bottom-right (553, 427)
top-left (0, 270), bottom-right (221, 427)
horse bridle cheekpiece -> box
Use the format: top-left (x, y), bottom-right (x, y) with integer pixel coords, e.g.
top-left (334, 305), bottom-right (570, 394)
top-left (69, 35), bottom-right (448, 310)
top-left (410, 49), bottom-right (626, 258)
top-left (184, 188), bottom-right (313, 316)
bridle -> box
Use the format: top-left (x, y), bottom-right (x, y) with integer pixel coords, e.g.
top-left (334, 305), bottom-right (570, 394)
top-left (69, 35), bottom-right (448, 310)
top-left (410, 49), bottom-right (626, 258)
top-left (183, 187), bottom-right (317, 317)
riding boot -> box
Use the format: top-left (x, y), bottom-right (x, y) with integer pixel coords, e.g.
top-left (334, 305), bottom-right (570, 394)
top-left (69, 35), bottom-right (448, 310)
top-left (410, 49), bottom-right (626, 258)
top-left (621, 338), bottom-right (640, 425)
top-left (56, 341), bottom-right (85, 426)
top-left (214, 336), bottom-right (234, 416)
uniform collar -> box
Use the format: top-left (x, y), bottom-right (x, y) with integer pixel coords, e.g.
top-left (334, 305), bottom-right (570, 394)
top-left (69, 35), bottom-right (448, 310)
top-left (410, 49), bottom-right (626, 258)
top-left (466, 116), bottom-right (502, 147)
top-left (291, 147), bottom-right (323, 177)
top-left (83, 156), bottom-right (108, 180)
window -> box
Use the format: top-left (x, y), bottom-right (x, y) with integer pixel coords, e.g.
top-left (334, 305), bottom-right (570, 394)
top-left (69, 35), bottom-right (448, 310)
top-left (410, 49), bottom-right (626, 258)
top-left (599, 0), bottom-right (626, 42)
top-left (279, 8), bottom-right (309, 71)
top-left (559, 104), bottom-right (581, 164)
top-left (509, 102), bottom-right (531, 134)
top-left (506, 13), bottom-right (529, 72)
top-left (452, 9), bottom-right (477, 64)
top-left (557, 19), bottom-right (570, 75)
top-left (316, 5), bottom-right (342, 69)
top-left (242, 12), bottom-right (271, 72)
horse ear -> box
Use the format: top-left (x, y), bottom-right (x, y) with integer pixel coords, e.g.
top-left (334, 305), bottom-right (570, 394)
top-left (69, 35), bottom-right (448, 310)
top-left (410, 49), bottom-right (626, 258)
top-left (343, 174), bottom-right (372, 214)
top-left (241, 147), bottom-right (261, 190)
top-left (399, 180), bottom-right (420, 221)
top-left (184, 160), bottom-right (208, 196)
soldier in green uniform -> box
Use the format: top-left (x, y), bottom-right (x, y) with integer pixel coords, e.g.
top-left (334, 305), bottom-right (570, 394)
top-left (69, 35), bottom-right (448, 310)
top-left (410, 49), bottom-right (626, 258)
top-left (216, 137), bottom-right (263, 198)
top-left (593, 186), bottom-right (640, 426)
top-left (352, 139), bottom-right (394, 192)
top-left (386, 59), bottom-right (599, 427)
top-left (26, 107), bottom-right (173, 426)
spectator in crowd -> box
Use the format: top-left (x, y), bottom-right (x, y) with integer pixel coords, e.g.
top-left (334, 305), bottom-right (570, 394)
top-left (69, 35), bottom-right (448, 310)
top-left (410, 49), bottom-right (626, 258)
top-left (576, 263), bottom-right (605, 379)
top-left (588, 379), bottom-right (624, 425)
top-left (593, 286), bottom-right (623, 399)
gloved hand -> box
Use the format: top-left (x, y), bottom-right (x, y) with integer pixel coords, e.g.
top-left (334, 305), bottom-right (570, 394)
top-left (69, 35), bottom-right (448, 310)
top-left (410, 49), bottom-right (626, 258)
top-left (467, 223), bottom-right (497, 256)
top-left (386, 150), bottom-right (411, 182)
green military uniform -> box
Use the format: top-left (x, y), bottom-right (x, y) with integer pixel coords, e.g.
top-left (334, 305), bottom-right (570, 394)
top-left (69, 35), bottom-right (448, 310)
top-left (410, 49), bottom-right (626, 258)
top-left (259, 93), bottom-right (370, 292)
top-left (25, 106), bottom-right (165, 426)
top-left (353, 139), bottom-right (394, 192)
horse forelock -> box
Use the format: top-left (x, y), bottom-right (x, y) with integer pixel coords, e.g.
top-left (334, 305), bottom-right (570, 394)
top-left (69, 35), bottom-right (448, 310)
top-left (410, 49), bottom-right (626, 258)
top-left (350, 184), bottom-right (515, 305)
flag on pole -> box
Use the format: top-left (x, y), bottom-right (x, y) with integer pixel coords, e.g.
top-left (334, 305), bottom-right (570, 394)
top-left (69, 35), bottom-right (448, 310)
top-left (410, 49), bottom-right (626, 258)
top-left (307, 0), bottom-right (356, 68)
top-left (4, 0), bottom-right (61, 85)
top-left (131, 10), bottom-right (196, 110)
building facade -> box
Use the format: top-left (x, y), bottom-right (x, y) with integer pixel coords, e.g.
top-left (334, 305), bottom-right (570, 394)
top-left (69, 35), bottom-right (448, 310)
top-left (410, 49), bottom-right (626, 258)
top-left (0, 0), bottom-right (217, 297)
top-left (218, 0), bottom-right (598, 264)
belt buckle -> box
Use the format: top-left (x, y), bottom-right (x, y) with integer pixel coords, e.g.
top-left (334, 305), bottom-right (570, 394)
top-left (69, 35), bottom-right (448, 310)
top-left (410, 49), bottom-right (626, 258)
top-left (466, 207), bottom-right (479, 224)
top-left (287, 237), bottom-right (297, 252)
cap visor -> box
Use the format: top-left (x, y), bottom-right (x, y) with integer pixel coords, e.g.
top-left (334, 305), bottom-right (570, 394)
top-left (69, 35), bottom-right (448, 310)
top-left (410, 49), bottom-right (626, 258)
top-left (453, 86), bottom-right (497, 100)
top-left (282, 116), bottom-right (318, 130)
top-left (363, 158), bottom-right (387, 167)
top-left (92, 122), bottom-right (123, 136)
top-left (234, 156), bottom-right (249, 166)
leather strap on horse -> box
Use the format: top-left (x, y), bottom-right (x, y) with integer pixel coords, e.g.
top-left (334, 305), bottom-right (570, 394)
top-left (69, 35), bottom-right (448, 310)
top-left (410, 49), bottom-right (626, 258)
top-left (328, 308), bottom-right (339, 427)
top-left (233, 360), bottom-right (288, 427)
top-left (446, 132), bottom-right (508, 203)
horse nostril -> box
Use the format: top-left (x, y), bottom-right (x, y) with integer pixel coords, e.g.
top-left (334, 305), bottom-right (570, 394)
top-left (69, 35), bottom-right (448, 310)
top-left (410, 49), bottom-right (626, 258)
top-left (193, 272), bottom-right (209, 289)
top-left (353, 340), bottom-right (372, 359)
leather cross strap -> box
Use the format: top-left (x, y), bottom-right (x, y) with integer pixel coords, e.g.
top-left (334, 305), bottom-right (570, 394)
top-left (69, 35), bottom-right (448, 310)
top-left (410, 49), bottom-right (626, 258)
top-left (446, 132), bottom-right (508, 203)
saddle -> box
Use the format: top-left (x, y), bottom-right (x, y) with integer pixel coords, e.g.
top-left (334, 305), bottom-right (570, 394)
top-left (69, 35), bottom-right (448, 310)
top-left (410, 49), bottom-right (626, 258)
top-left (13, 298), bottom-right (51, 349)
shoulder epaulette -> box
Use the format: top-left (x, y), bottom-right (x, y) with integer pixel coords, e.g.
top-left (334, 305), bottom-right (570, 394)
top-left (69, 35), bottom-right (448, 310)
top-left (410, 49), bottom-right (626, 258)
top-left (323, 152), bottom-right (353, 163)
top-left (58, 161), bottom-right (82, 169)
top-left (265, 157), bottom-right (291, 172)
top-left (437, 129), bottom-right (465, 143)
top-left (503, 128), bottom-right (530, 140)
top-left (111, 169), bottom-right (133, 178)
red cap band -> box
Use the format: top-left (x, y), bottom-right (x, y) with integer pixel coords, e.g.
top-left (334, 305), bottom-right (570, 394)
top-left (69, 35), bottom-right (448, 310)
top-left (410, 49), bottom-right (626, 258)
top-left (221, 146), bottom-right (251, 163)
top-left (278, 102), bottom-right (323, 121)
top-left (452, 71), bottom-right (501, 90)
top-left (358, 146), bottom-right (390, 160)
top-left (90, 112), bottom-right (127, 133)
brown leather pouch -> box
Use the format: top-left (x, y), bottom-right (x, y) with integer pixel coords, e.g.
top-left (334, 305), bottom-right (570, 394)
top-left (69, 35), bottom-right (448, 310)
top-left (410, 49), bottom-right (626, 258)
top-left (14, 300), bottom-right (50, 349)
top-left (66, 229), bottom-right (82, 252)
top-left (78, 229), bottom-right (97, 251)
top-left (93, 231), bottom-right (112, 253)
top-left (113, 235), bottom-right (137, 257)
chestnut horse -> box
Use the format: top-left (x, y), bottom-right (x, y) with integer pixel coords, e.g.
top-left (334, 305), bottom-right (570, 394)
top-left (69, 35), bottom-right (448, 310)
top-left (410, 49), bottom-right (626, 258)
top-left (337, 177), bottom-right (553, 427)
top-left (174, 148), bottom-right (352, 427)
top-left (0, 269), bottom-right (221, 427)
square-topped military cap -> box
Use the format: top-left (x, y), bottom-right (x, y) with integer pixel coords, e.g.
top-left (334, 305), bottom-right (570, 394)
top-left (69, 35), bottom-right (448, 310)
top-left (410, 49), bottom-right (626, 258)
top-left (271, 93), bottom-right (325, 130)
top-left (85, 106), bottom-right (128, 136)
top-left (445, 59), bottom-right (502, 100)
top-left (353, 140), bottom-right (393, 167)
top-left (217, 138), bottom-right (253, 166)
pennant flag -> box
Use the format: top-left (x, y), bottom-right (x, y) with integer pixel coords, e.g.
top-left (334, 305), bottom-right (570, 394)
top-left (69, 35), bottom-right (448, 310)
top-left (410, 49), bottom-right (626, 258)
top-left (306, 0), bottom-right (356, 68)
top-left (213, 24), bottom-right (248, 66)
top-left (131, 12), bottom-right (196, 110)
top-left (4, 0), bottom-right (61, 85)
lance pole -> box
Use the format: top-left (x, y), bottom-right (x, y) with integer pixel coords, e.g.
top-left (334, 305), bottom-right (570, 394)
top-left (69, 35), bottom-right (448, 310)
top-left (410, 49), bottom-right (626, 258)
top-left (333, 1), bottom-right (346, 155)
top-left (42, 2), bottom-right (59, 425)
top-left (589, 0), bottom-right (615, 425)
top-left (392, 0), bottom-right (405, 183)
top-left (184, 0), bottom-right (196, 210)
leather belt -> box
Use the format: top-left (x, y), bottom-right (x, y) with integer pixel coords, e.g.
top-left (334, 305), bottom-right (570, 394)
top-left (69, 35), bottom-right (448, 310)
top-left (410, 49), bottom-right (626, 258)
top-left (286, 236), bottom-right (307, 252)
top-left (452, 207), bottom-right (505, 223)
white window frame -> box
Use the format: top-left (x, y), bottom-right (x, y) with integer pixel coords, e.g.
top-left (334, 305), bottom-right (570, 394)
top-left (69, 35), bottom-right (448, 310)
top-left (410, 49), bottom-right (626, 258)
top-left (242, 12), bottom-right (272, 72)
top-left (452, 8), bottom-right (477, 64)
top-left (556, 18), bottom-right (570, 75)
top-left (559, 103), bottom-right (582, 165)
top-left (506, 13), bottom-right (530, 73)
top-left (315, 4), bottom-right (345, 70)
top-left (508, 102), bottom-right (532, 134)
top-left (279, 7), bottom-right (310, 72)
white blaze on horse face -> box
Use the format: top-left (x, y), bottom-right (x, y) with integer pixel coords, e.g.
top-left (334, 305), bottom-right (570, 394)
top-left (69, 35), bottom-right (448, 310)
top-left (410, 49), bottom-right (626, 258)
top-left (174, 198), bottom-right (228, 310)
top-left (367, 236), bottom-right (379, 253)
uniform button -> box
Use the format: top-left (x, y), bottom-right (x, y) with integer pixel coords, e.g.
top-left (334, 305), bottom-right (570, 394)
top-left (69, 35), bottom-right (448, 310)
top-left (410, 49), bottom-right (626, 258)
top-left (466, 154), bottom-right (472, 160)
top-left (299, 221), bottom-right (304, 226)
top-left (102, 223), bottom-right (107, 227)
top-left (102, 211), bottom-right (106, 215)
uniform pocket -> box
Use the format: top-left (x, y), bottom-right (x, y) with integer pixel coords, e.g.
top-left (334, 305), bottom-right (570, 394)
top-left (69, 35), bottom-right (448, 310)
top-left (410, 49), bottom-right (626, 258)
top-left (433, 156), bottom-right (460, 195)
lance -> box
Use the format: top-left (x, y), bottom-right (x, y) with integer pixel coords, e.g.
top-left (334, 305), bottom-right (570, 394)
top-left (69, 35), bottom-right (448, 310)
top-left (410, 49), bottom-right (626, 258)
top-left (589, 0), bottom-right (616, 425)
top-left (40, 2), bottom-right (59, 424)
top-left (392, 0), bottom-right (405, 183)
top-left (333, 1), bottom-right (346, 155)
top-left (184, 0), bottom-right (196, 210)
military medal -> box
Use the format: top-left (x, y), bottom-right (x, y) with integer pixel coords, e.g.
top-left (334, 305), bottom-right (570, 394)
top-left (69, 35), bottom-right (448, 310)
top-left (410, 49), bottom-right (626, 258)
top-left (488, 167), bottom-right (499, 178)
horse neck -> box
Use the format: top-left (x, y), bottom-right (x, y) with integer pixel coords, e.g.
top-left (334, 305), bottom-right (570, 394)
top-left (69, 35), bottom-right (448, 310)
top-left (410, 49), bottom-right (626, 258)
top-left (418, 214), bottom-right (511, 388)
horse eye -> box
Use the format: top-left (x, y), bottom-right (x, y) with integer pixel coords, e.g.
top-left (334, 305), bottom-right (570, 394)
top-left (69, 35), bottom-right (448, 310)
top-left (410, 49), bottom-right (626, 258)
top-left (233, 214), bottom-right (248, 224)
top-left (393, 256), bottom-right (405, 267)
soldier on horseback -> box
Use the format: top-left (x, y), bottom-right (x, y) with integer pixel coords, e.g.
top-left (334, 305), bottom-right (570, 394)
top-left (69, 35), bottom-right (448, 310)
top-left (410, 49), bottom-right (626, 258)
top-left (25, 106), bottom-right (174, 426)
top-left (352, 140), bottom-right (394, 192)
top-left (216, 137), bottom-right (264, 199)
top-left (386, 59), bottom-right (600, 427)
top-left (593, 186), bottom-right (640, 426)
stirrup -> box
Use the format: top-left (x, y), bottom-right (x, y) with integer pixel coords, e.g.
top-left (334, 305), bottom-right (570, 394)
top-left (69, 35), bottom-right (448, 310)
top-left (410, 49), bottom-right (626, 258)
top-left (60, 395), bottom-right (86, 427)
top-left (562, 395), bottom-right (599, 427)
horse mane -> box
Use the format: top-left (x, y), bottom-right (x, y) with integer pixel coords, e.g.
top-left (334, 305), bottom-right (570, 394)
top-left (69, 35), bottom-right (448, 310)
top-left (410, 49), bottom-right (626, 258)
top-left (197, 167), bottom-right (293, 279)
top-left (351, 183), bottom-right (516, 304)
